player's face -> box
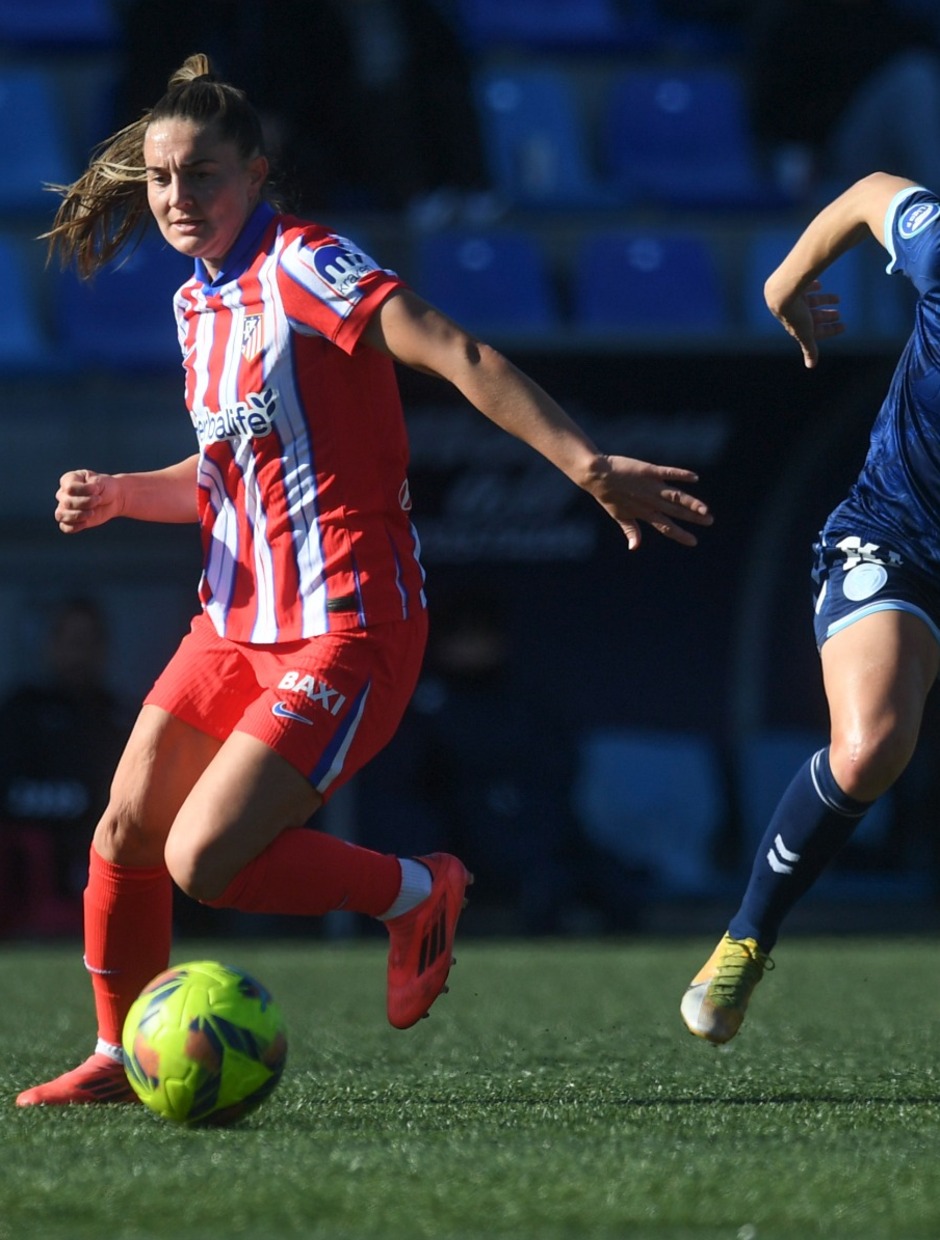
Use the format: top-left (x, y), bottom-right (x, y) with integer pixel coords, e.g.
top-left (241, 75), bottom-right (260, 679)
top-left (144, 117), bottom-right (268, 278)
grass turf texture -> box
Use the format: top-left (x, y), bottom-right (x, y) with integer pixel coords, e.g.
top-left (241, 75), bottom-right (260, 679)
top-left (2, 937), bottom-right (939, 1240)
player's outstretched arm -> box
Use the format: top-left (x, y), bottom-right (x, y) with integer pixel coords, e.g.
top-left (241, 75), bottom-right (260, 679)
top-left (764, 171), bottom-right (918, 368)
top-left (364, 290), bottom-right (713, 549)
top-left (581, 453), bottom-right (712, 549)
top-left (55, 455), bottom-right (200, 533)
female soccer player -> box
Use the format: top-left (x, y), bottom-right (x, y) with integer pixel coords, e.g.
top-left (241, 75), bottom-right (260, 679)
top-left (682, 170), bottom-right (940, 1044)
top-left (17, 55), bottom-right (712, 1105)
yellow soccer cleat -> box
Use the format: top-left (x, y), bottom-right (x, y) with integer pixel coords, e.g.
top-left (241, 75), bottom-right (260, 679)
top-left (680, 933), bottom-right (773, 1044)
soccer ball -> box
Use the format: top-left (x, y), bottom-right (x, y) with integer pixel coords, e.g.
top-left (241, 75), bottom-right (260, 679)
top-left (122, 960), bottom-right (288, 1126)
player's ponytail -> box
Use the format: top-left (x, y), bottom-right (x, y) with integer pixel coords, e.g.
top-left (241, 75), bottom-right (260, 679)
top-left (43, 53), bottom-right (269, 279)
top-left (42, 111), bottom-right (151, 279)
top-left (166, 52), bottom-right (214, 90)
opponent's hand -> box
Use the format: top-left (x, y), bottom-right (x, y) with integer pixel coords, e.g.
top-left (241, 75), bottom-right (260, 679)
top-left (767, 279), bottom-right (844, 369)
top-left (55, 469), bottom-right (125, 533)
top-left (587, 455), bottom-right (713, 550)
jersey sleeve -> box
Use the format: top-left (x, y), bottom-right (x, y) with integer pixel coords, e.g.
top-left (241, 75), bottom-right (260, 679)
top-left (885, 187), bottom-right (940, 294)
top-left (276, 229), bottom-right (406, 354)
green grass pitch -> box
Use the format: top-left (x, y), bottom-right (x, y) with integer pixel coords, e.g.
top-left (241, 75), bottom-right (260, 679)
top-left (2, 936), bottom-right (939, 1240)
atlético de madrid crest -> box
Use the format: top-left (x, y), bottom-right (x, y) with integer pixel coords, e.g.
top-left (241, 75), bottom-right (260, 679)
top-left (241, 313), bottom-right (263, 360)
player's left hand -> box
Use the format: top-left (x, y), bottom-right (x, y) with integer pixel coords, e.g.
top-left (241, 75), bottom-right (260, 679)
top-left (586, 455), bottom-right (713, 549)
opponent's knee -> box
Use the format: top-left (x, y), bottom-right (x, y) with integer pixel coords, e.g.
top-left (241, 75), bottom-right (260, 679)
top-left (828, 730), bottom-right (913, 801)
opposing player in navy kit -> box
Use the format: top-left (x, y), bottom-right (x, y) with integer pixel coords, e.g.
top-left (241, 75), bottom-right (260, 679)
top-left (681, 171), bottom-right (940, 1043)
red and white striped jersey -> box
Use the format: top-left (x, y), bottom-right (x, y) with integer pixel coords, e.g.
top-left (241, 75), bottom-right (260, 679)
top-left (173, 203), bottom-right (426, 643)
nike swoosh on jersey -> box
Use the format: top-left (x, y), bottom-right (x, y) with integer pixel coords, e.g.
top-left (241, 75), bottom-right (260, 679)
top-left (271, 701), bottom-right (315, 725)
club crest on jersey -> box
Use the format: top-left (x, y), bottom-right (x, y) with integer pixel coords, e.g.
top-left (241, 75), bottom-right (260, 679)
top-left (312, 239), bottom-right (373, 297)
top-left (241, 313), bottom-right (263, 360)
top-left (899, 200), bottom-right (940, 238)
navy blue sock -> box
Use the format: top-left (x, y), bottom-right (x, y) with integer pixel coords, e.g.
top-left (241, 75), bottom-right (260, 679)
top-left (728, 747), bottom-right (874, 952)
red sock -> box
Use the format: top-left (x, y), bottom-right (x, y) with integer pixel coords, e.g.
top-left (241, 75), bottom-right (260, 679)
top-left (205, 827), bottom-right (401, 919)
top-left (83, 847), bottom-right (173, 1046)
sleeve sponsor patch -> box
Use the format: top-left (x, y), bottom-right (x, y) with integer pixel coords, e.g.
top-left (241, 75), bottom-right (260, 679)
top-left (310, 238), bottom-right (375, 298)
top-left (898, 200), bottom-right (940, 239)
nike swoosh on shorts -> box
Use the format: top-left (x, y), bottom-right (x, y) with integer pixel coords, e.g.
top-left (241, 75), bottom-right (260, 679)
top-left (271, 701), bottom-right (314, 725)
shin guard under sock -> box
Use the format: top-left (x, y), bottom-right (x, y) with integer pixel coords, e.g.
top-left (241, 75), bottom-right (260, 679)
top-left (729, 747), bottom-right (874, 951)
top-left (83, 847), bottom-right (173, 1046)
top-left (204, 827), bottom-right (402, 919)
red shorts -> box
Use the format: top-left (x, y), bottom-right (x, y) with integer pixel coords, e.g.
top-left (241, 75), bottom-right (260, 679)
top-left (144, 610), bottom-right (428, 800)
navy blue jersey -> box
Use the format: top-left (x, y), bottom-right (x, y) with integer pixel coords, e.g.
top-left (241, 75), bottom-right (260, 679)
top-left (824, 186), bottom-right (940, 579)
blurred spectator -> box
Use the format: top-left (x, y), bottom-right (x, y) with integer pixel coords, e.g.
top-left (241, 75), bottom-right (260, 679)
top-left (0, 598), bottom-right (131, 936)
top-left (356, 588), bottom-right (645, 935)
top-left (115, 0), bottom-right (495, 221)
top-left (745, 0), bottom-right (940, 202)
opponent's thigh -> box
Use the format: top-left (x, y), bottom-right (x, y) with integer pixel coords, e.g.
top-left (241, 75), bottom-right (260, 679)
top-left (821, 608), bottom-right (940, 795)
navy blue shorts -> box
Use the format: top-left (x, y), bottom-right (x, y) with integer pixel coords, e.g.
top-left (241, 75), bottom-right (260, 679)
top-left (812, 531), bottom-right (940, 650)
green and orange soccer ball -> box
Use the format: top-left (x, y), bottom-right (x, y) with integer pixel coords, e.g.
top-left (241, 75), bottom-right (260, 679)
top-left (122, 960), bottom-right (288, 1126)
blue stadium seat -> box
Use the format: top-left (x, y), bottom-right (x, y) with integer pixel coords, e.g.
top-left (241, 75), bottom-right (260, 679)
top-left (574, 728), bottom-right (727, 895)
top-left (0, 236), bottom-right (52, 371)
top-left (572, 231), bottom-right (728, 334)
top-left (0, 0), bottom-right (117, 48)
top-left (456, 0), bottom-right (660, 53)
top-left (0, 69), bottom-right (73, 215)
top-left (55, 234), bottom-right (193, 371)
top-left (745, 229), bottom-right (862, 336)
top-left (475, 68), bottom-right (619, 210)
top-left (603, 67), bottom-right (788, 210)
top-left (412, 229), bottom-right (560, 336)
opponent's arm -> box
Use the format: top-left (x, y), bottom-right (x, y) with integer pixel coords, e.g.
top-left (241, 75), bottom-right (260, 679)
top-left (363, 289), bottom-right (712, 549)
top-left (55, 455), bottom-right (200, 533)
top-left (764, 171), bottom-right (918, 368)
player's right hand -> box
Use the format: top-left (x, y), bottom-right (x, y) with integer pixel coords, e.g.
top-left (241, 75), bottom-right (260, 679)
top-left (766, 278), bottom-right (844, 369)
top-left (55, 469), bottom-right (124, 533)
